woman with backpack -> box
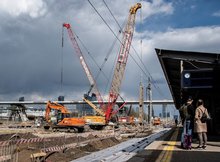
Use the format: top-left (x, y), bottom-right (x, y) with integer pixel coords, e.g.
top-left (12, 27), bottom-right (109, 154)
top-left (194, 99), bottom-right (210, 149)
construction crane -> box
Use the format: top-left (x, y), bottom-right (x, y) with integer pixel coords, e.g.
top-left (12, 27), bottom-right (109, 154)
top-left (63, 23), bottom-right (107, 129)
top-left (105, 3), bottom-right (141, 122)
top-left (63, 3), bottom-right (141, 128)
top-left (63, 23), bottom-right (105, 111)
top-left (82, 3), bottom-right (141, 124)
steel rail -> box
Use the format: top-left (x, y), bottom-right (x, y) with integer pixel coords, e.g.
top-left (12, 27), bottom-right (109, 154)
top-left (71, 128), bottom-right (171, 162)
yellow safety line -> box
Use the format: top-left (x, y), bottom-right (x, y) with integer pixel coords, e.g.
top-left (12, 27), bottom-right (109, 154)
top-left (155, 128), bottom-right (179, 162)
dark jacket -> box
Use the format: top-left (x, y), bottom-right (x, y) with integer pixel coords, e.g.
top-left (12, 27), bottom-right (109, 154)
top-left (187, 104), bottom-right (195, 121)
top-left (179, 103), bottom-right (194, 128)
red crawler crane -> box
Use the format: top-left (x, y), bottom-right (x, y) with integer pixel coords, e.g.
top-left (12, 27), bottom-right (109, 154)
top-left (63, 3), bottom-right (141, 128)
top-left (106, 3), bottom-right (141, 122)
top-left (63, 23), bottom-right (105, 110)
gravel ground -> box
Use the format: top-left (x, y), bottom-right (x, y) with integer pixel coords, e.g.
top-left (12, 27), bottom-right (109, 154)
top-left (0, 127), bottom-right (122, 162)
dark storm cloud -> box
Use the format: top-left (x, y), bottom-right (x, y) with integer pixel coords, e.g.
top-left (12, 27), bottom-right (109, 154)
top-left (0, 0), bottom-right (112, 100)
top-left (1, 0), bottom-right (219, 103)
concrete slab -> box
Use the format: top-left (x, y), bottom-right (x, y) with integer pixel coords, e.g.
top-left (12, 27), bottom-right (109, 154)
top-left (128, 127), bottom-right (220, 162)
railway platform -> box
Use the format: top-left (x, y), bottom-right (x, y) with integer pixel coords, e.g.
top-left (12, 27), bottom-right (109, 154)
top-left (128, 126), bottom-right (220, 162)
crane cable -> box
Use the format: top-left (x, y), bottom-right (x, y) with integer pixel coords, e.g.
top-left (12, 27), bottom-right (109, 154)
top-left (103, 0), bottom-right (165, 98)
top-left (73, 32), bottom-right (109, 81)
top-left (103, 35), bottom-right (120, 96)
top-left (140, 0), bottom-right (143, 83)
top-left (69, 0), bottom-right (125, 101)
top-left (101, 0), bottom-right (128, 102)
top-left (72, 25), bottom-right (122, 99)
top-left (88, 0), bottom-right (166, 98)
top-left (101, 0), bottom-right (127, 99)
top-left (61, 26), bottom-right (64, 94)
top-left (102, 0), bottom-right (122, 32)
top-left (88, 0), bottom-right (123, 47)
top-left (88, 0), bottom-right (143, 101)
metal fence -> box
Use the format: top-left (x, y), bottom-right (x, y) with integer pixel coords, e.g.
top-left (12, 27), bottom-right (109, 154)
top-left (0, 141), bottom-right (18, 162)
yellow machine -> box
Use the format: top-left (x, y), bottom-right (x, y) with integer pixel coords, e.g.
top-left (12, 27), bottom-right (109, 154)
top-left (83, 98), bottom-right (106, 129)
top-left (83, 116), bottom-right (106, 130)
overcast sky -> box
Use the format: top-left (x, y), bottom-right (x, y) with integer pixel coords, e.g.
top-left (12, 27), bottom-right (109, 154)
top-left (0, 0), bottom-right (220, 103)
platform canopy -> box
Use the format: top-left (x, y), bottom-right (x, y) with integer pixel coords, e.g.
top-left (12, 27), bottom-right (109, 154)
top-left (155, 48), bottom-right (220, 109)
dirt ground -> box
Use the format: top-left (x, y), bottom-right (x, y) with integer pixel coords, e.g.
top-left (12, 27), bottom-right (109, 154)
top-left (0, 127), bottom-right (122, 162)
top-left (45, 137), bottom-right (120, 162)
top-left (0, 121), bottom-right (154, 162)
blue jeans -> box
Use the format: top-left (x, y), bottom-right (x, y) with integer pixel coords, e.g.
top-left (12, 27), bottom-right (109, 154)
top-left (181, 120), bottom-right (192, 143)
top-left (185, 120), bottom-right (192, 135)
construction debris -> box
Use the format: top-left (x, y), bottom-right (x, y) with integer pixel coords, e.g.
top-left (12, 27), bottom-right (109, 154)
top-left (0, 122), bottom-right (171, 162)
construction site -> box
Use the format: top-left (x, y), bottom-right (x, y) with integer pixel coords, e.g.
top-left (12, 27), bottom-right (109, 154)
top-left (0, 2), bottom-right (176, 162)
top-left (0, 98), bottom-right (172, 162)
top-left (0, 93), bottom-right (172, 162)
top-left (2, 0), bottom-right (220, 162)
top-left (0, 118), bottom-right (173, 162)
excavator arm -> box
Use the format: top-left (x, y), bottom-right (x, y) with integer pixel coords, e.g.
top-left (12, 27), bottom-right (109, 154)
top-left (45, 101), bottom-right (70, 122)
top-left (44, 101), bottom-right (85, 132)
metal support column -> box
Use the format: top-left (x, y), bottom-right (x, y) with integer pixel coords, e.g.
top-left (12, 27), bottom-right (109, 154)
top-left (147, 78), bottom-right (152, 127)
top-left (139, 82), bottom-right (144, 126)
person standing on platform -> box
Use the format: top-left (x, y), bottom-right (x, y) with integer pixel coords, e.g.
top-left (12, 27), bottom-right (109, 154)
top-left (194, 99), bottom-right (210, 149)
top-left (185, 97), bottom-right (195, 135)
top-left (175, 118), bottom-right (178, 126)
top-left (180, 97), bottom-right (194, 149)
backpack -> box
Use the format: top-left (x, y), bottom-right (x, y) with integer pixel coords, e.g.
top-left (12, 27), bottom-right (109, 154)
top-left (200, 108), bottom-right (207, 123)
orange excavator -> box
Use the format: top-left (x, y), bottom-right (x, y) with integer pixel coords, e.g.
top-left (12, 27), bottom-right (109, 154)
top-left (44, 101), bottom-right (85, 132)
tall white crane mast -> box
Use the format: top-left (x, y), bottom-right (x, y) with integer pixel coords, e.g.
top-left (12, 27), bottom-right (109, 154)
top-left (63, 23), bottom-right (104, 109)
top-left (106, 3), bottom-right (141, 121)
